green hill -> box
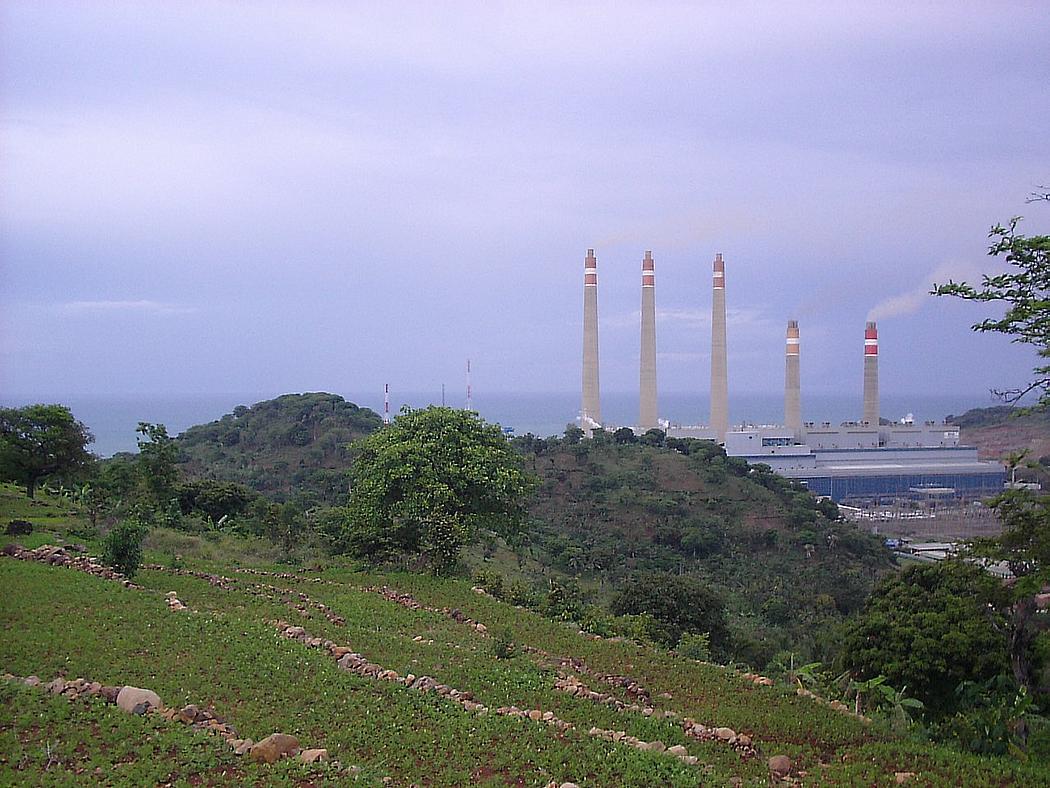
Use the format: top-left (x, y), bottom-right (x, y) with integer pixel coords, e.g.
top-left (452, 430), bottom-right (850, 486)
top-left (2, 484), bottom-right (1046, 786)
top-left (501, 435), bottom-right (892, 667)
top-left (176, 393), bottom-right (383, 504)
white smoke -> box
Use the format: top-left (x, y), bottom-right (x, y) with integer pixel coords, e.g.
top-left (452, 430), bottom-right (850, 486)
top-left (867, 260), bottom-right (985, 322)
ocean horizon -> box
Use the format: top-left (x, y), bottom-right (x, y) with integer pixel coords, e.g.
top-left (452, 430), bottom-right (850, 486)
top-left (1, 389), bottom-right (1002, 459)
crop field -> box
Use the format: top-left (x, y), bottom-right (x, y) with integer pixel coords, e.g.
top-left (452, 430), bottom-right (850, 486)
top-left (2, 487), bottom-right (1048, 785)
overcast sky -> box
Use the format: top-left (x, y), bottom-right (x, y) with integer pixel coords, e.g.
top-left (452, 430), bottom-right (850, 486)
top-left (2, 1), bottom-right (1048, 408)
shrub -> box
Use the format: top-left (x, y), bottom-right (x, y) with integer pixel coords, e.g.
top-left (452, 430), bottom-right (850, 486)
top-left (578, 605), bottom-right (616, 637)
top-left (677, 632), bottom-right (712, 661)
top-left (5, 519), bottom-right (32, 536)
top-left (472, 568), bottom-right (504, 598)
top-left (505, 580), bottom-right (536, 608)
top-left (101, 520), bottom-right (149, 578)
top-left (492, 628), bottom-right (516, 660)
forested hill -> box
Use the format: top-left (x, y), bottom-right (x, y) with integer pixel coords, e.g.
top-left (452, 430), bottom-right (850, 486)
top-left (509, 432), bottom-right (893, 667)
top-left (176, 393), bottom-right (382, 503)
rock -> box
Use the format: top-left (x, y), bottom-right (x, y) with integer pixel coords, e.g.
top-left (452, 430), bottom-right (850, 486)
top-left (250, 733), bottom-right (300, 763)
top-left (234, 739), bottom-right (254, 756)
top-left (714, 727), bottom-right (736, 742)
top-left (116, 686), bottom-right (161, 715)
top-left (768, 755), bottom-right (793, 777)
top-left (668, 745), bottom-right (688, 757)
top-left (649, 741), bottom-right (666, 753)
top-left (100, 686), bottom-right (122, 703)
top-left (179, 704), bottom-right (200, 723)
top-left (23, 675), bottom-right (40, 687)
top-left (47, 678), bottom-right (67, 695)
top-left (528, 709), bottom-right (543, 721)
top-left (560, 783), bottom-right (579, 788)
top-left (300, 748), bottom-right (329, 763)
top-left (680, 755), bottom-right (699, 766)
top-left (895, 773), bottom-right (916, 785)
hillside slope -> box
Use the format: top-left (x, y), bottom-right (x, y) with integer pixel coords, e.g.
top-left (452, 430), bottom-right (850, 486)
top-left (950, 406), bottom-right (1050, 483)
top-left (2, 487), bottom-right (1046, 786)
top-left (506, 436), bottom-right (893, 667)
top-left (176, 392), bottom-right (382, 504)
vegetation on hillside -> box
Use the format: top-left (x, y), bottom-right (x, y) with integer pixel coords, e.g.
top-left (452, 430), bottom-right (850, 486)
top-left (176, 393), bottom-right (383, 504)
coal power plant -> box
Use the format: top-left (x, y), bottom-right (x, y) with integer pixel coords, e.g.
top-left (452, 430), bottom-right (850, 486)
top-left (577, 249), bottom-right (1005, 503)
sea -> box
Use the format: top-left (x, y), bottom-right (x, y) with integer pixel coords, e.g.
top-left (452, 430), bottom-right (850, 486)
top-left (1, 390), bottom-right (999, 459)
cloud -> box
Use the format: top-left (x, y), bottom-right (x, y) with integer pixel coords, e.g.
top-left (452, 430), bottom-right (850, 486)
top-left (58, 300), bottom-right (197, 316)
top-left (867, 260), bottom-right (987, 321)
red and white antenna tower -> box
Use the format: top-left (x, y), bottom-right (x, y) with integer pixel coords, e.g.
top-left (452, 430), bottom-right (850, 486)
top-left (383, 383), bottom-right (390, 425)
top-left (466, 359), bottom-right (473, 411)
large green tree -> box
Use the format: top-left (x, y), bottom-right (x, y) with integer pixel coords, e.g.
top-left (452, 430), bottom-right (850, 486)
top-left (933, 218), bottom-right (1049, 409)
top-left (0, 404), bottom-right (94, 498)
top-left (610, 571), bottom-right (729, 655)
top-left (840, 561), bottom-right (1010, 718)
top-left (342, 406), bottom-right (536, 573)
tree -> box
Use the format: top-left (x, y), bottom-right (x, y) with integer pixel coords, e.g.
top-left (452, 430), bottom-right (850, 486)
top-left (839, 561), bottom-right (1010, 718)
top-left (342, 407), bottom-right (536, 573)
top-left (610, 571), bottom-right (729, 655)
top-left (0, 404), bottom-right (94, 498)
top-left (135, 422), bottom-right (179, 510)
top-left (933, 218), bottom-right (1050, 409)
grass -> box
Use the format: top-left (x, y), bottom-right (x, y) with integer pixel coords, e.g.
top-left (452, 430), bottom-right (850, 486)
top-left (3, 484), bottom-right (1050, 785)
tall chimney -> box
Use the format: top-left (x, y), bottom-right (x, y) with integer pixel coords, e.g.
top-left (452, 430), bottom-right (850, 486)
top-left (582, 249), bottom-right (602, 426)
top-left (639, 251), bottom-right (658, 430)
top-left (710, 253), bottom-right (729, 440)
top-left (863, 321), bottom-right (879, 426)
top-left (785, 320), bottom-right (801, 437)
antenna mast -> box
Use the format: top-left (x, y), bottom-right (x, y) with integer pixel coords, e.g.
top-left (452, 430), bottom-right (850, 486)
top-left (466, 359), bottom-right (473, 411)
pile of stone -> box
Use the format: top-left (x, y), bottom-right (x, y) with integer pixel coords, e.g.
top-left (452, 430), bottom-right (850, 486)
top-left (165, 591), bottom-right (188, 612)
top-left (554, 674), bottom-right (660, 716)
top-left (680, 718), bottom-right (756, 757)
top-left (144, 564), bottom-right (235, 591)
top-left (2, 543), bottom-right (134, 586)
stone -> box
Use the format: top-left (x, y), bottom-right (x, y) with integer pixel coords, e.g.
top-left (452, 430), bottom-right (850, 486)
top-left (250, 733), bottom-right (300, 764)
top-left (895, 773), bottom-right (916, 785)
top-left (234, 739), bottom-right (254, 756)
top-left (649, 741), bottom-right (666, 753)
top-left (736, 734), bottom-right (752, 747)
top-left (714, 727), bottom-right (736, 742)
top-left (100, 685), bottom-right (122, 703)
top-left (116, 686), bottom-right (161, 715)
top-left (300, 748), bottom-right (329, 763)
top-left (528, 709), bottom-right (543, 721)
top-left (680, 755), bottom-right (699, 766)
top-left (668, 745), bottom-right (688, 757)
top-left (768, 755), bottom-right (793, 777)
top-left (47, 678), bottom-right (67, 695)
top-left (560, 783), bottom-right (579, 788)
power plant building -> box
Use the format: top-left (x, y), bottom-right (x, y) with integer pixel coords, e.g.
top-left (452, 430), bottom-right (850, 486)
top-left (577, 249), bottom-right (1005, 503)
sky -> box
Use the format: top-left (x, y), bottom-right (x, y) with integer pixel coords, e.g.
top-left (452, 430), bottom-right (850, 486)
top-left (2, 1), bottom-right (1049, 412)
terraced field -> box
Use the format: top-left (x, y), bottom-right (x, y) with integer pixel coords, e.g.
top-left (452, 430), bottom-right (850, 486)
top-left (2, 488), bottom-right (1048, 785)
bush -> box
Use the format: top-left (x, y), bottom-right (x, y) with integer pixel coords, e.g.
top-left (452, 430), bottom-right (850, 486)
top-left (492, 628), bottom-right (516, 660)
top-left (102, 520), bottom-right (149, 578)
top-left (472, 568), bottom-right (504, 598)
top-left (5, 519), bottom-right (32, 536)
top-left (677, 632), bottom-right (712, 661)
top-left (578, 605), bottom-right (616, 637)
top-left (505, 580), bottom-right (536, 608)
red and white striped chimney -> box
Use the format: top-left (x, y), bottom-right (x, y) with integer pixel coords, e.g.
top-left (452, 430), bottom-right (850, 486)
top-left (862, 321), bottom-right (879, 426)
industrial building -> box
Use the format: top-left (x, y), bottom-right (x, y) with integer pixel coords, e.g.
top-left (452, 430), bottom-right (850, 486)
top-left (578, 248), bottom-right (1006, 503)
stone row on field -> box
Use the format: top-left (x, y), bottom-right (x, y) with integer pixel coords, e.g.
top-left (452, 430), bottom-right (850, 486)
top-left (273, 619), bottom-right (708, 770)
top-left (145, 564), bottom-right (347, 625)
top-left (554, 674), bottom-right (758, 758)
top-left (2, 673), bottom-right (336, 769)
top-left (365, 585), bottom-right (489, 634)
top-left (2, 542), bottom-right (136, 586)
top-left (795, 686), bottom-right (872, 724)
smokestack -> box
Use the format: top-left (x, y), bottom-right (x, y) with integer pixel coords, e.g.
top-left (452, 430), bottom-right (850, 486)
top-left (863, 321), bottom-right (879, 425)
top-left (582, 248), bottom-right (602, 426)
top-left (710, 253), bottom-right (729, 440)
top-left (785, 320), bottom-right (801, 437)
top-left (639, 251), bottom-right (658, 430)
